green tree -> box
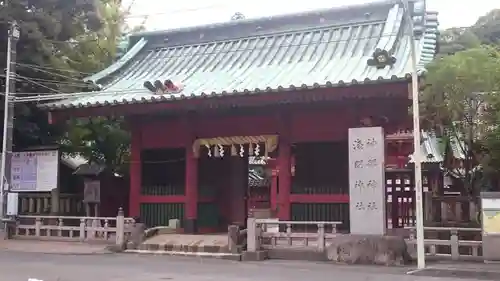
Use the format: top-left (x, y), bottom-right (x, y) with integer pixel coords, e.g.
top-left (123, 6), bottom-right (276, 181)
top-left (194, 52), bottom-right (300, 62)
top-left (436, 9), bottom-right (500, 57)
top-left (472, 9), bottom-right (500, 45)
top-left (62, 0), bottom-right (140, 75)
top-left (231, 12), bottom-right (245, 21)
top-left (1, 0), bottom-right (140, 173)
top-left (420, 46), bottom-right (500, 196)
top-left (56, 0), bottom-right (142, 173)
top-left (61, 117), bottom-right (130, 175)
top-left (0, 0), bottom-right (103, 148)
top-left (437, 28), bottom-right (481, 57)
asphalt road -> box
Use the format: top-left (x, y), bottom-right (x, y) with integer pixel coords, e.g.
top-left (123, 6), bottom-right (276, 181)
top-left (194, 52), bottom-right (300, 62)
top-left (0, 251), bottom-right (487, 281)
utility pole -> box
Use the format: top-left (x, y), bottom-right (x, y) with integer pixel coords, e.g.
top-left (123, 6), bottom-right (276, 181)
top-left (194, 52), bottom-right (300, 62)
top-left (0, 21), bottom-right (20, 220)
top-left (401, 0), bottom-right (426, 269)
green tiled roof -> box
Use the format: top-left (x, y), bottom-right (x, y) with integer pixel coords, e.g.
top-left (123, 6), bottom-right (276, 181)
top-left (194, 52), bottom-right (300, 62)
top-left (409, 131), bottom-right (445, 164)
top-left (409, 131), bottom-right (466, 164)
top-left (43, 0), bottom-right (438, 110)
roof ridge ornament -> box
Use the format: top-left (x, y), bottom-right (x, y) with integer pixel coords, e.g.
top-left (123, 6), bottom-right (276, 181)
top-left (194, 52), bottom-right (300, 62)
top-left (143, 79), bottom-right (184, 94)
top-left (367, 48), bottom-right (397, 69)
top-left (407, 0), bottom-right (426, 38)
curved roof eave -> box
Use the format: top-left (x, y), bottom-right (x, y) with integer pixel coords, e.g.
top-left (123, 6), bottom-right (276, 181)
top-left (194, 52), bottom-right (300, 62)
top-left (83, 37), bottom-right (148, 84)
top-left (129, 0), bottom-right (423, 41)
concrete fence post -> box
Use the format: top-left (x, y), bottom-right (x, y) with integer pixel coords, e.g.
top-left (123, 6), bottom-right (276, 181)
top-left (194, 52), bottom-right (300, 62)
top-left (247, 217), bottom-right (259, 252)
top-left (34, 217), bottom-right (41, 237)
top-left (116, 208), bottom-right (125, 246)
top-left (450, 228), bottom-right (459, 260)
top-left (317, 223), bottom-right (325, 252)
top-left (228, 225), bottom-right (239, 254)
top-left (79, 218), bottom-right (86, 241)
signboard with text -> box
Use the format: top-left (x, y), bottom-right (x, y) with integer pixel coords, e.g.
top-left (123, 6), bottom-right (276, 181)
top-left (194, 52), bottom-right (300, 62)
top-left (9, 150), bottom-right (59, 192)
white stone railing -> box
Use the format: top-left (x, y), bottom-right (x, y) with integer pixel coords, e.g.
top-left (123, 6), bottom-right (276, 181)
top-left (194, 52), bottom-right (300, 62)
top-left (406, 227), bottom-right (482, 261)
top-left (18, 193), bottom-right (81, 215)
top-left (13, 208), bottom-right (135, 246)
top-left (248, 218), bottom-right (342, 252)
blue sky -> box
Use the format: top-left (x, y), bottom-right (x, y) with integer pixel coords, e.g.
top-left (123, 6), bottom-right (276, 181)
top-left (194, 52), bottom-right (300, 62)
top-left (123, 0), bottom-right (497, 31)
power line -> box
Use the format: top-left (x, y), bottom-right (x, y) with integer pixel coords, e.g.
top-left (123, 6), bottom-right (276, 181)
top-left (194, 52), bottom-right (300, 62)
top-left (0, 74), bottom-right (92, 90)
top-left (15, 77), bottom-right (91, 88)
top-left (14, 74), bottom-right (64, 94)
top-left (15, 63), bottom-right (94, 76)
top-left (16, 63), bottom-right (90, 81)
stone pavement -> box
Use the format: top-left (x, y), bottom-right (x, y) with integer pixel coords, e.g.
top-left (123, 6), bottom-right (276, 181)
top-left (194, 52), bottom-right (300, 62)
top-left (0, 251), bottom-right (487, 281)
top-left (0, 239), bottom-right (111, 255)
top-left (409, 261), bottom-right (500, 280)
top-left (0, 240), bottom-right (496, 280)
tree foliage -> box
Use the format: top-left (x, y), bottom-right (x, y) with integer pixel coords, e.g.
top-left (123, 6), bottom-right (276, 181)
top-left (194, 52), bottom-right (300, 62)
top-left (0, 0), bottom-right (104, 148)
top-left (56, 0), bottom-right (140, 173)
top-left (438, 8), bottom-right (500, 56)
top-left (421, 46), bottom-right (500, 195)
top-left (230, 12), bottom-right (245, 21)
top-left (428, 7), bottom-right (500, 195)
top-left (61, 117), bottom-right (130, 175)
top-left (0, 0), bottom-right (140, 172)
top-left (438, 28), bottom-right (481, 57)
top-left (472, 9), bottom-right (500, 45)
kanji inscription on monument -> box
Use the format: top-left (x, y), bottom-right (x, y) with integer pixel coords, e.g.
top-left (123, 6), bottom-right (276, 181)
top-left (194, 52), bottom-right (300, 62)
top-left (348, 127), bottom-right (386, 235)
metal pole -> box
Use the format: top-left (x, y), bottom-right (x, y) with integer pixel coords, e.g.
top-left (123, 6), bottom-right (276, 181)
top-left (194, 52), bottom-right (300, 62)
top-left (401, 0), bottom-right (426, 269)
top-left (0, 21), bottom-right (19, 220)
top-left (0, 25), bottom-right (13, 219)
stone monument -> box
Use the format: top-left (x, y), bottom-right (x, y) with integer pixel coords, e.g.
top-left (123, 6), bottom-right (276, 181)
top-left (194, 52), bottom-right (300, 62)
top-left (348, 127), bottom-right (386, 235)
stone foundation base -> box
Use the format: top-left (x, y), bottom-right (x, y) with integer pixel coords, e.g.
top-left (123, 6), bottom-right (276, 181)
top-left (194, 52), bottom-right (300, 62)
top-left (326, 235), bottom-right (412, 266)
top-left (0, 229), bottom-right (8, 240)
top-left (242, 250), bottom-right (268, 261)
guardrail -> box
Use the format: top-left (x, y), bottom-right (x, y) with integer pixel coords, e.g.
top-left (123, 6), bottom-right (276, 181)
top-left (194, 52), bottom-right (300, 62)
top-left (247, 218), bottom-right (342, 252)
top-left (12, 208), bottom-right (135, 246)
top-left (406, 227), bottom-right (482, 261)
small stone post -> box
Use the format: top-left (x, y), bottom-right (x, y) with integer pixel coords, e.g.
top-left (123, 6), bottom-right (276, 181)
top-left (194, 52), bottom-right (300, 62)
top-left (228, 225), bottom-right (240, 254)
top-left (317, 223), bottom-right (325, 252)
top-left (242, 218), bottom-right (268, 261)
top-left (79, 218), bottom-right (86, 241)
top-left (247, 217), bottom-right (259, 252)
top-left (34, 217), bottom-right (41, 237)
top-left (116, 208), bottom-right (125, 246)
top-left (50, 188), bottom-right (60, 215)
top-left (450, 229), bottom-right (459, 260)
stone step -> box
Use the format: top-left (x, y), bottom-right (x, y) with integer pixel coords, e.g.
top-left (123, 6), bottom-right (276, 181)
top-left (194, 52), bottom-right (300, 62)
top-left (138, 243), bottom-right (230, 253)
top-left (125, 249), bottom-right (242, 261)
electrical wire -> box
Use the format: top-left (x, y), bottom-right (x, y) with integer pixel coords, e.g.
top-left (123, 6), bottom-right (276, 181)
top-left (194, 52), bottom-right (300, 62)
top-left (16, 63), bottom-right (90, 82)
top-left (0, 74), bottom-right (92, 90)
top-left (15, 63), bottom-right (94, 76)
top-left (14, 76), bottom-right (88, 86)
top-left (14, 74), bottom-right (64, 94)
top-left (11, 30), bottom-right (415, 103)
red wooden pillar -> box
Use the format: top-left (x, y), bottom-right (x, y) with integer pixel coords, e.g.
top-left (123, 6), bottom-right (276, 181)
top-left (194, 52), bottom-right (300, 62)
top-left (277, 113), bottom-right (291, 220)
top-left (129, 124), bottom-right (142, 218)
top-left (184, 116), bottom-right (198, 233)
top-left (270, 169), bottom-right (278, 215)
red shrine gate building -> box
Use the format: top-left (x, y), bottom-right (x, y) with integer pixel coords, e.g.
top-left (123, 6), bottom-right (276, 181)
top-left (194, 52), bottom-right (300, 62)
top-left (45, 0), bottom-right (438, 233)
